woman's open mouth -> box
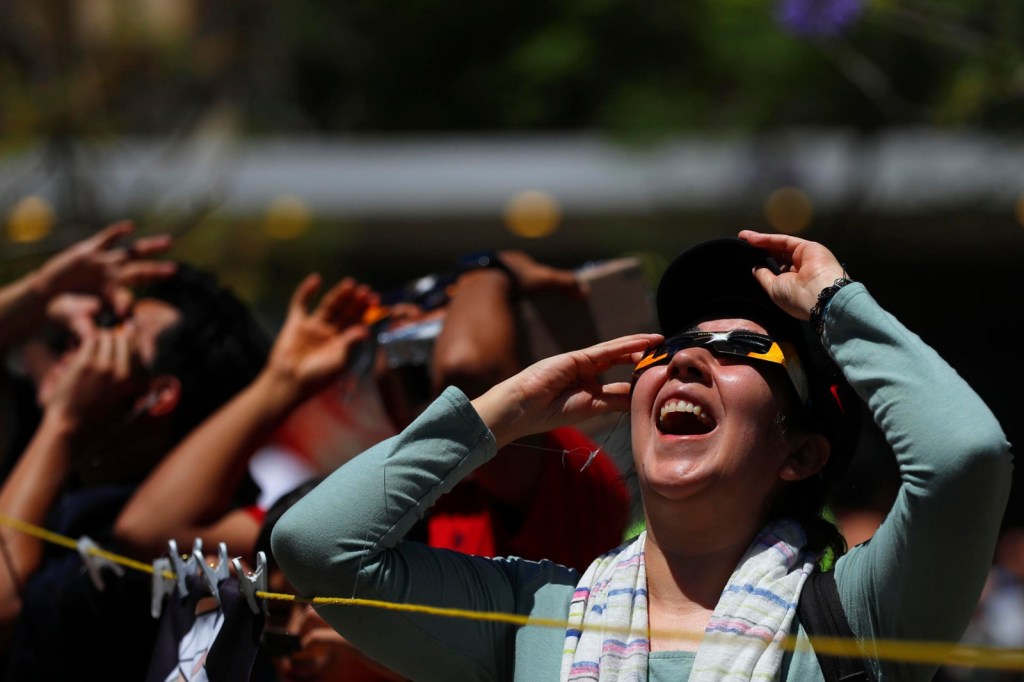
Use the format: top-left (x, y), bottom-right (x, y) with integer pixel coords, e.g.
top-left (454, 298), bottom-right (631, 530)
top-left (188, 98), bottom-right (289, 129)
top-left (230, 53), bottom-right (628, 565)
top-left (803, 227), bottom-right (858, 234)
top-left (657, 399), bottom-right (716, 436)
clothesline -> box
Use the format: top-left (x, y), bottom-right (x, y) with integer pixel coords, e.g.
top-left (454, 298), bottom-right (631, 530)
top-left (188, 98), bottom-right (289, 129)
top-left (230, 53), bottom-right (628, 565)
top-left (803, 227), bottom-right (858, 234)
top-left (0, 512), bottom-right (1021, 672)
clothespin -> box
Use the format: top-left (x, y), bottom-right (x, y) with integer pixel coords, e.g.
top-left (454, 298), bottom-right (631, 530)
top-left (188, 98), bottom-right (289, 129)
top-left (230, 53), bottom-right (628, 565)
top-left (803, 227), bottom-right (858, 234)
top-left (151, 557), bottom-right (175, 619)
top-left (195, 541), bottom-right (230, 607)
top-left (231, 551), bottom-right (268, 616)
top-left (168, 538), bottom-right (202, 597)
top-left (76, 536), bottom-right (125, 591)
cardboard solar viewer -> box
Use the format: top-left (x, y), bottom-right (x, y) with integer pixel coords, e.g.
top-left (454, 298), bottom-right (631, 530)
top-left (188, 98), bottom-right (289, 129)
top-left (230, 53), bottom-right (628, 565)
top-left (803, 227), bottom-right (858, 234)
top-left (518, 257), bottom-right (657, 380)
top-left (515, 256), bottom-right (658, 439)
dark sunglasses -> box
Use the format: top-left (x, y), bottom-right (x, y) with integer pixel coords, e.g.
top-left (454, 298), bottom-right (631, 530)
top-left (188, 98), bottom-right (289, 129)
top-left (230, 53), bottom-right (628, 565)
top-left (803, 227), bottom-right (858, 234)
top-left (632, 330), bottom-right (808, 403)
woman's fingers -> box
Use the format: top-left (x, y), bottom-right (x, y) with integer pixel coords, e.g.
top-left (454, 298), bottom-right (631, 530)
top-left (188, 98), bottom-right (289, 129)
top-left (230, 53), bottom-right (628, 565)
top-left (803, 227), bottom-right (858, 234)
top-left (115, 261), bottom-right (178, 288)
top-left (576, 333), bottom-right (663, 373)
top-left (316, 277), bottom-right (354, 318)
top-left (738, 229), bottom-right (804, 258)
top-left (95, 328), bottom-right (114, 372)
top-left (333, 284), bottom-right (374, 326)
top-left (113, 326), bottom-right (132, 382)
top-left (750, 264), bottom-right (778, 293)
top-left (318, 279), bottom-right (376, 328)
top-left (290, 273), bottom-right (323, 315)
top-left (127, 234), bottom-right (173, 258)
top-left (89, 221), bottom-right (135, 251)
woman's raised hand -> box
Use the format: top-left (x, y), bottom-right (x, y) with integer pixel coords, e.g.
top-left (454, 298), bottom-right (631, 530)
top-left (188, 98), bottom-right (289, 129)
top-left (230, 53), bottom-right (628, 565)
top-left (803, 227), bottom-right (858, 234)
top-left (738, 230), bottom-right (848, 321)
top-left (471, 333), bottom-right (662, 448)
top-left (44, 323), bottom-right (148, 432)
top-left (263, 275), bottom-right (377, 405)
top-left (33, 221), bottom-right (175, 315)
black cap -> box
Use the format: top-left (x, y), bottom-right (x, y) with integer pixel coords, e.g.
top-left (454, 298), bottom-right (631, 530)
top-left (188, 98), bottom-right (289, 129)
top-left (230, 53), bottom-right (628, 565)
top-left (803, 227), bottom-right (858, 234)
top-left (656, 238), bottom-right (860, 480)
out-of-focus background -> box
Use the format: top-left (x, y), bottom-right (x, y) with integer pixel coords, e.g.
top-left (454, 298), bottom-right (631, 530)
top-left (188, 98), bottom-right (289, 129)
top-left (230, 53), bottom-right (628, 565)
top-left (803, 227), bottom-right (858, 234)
top-left (0, 0), bottom-right (1021, 524)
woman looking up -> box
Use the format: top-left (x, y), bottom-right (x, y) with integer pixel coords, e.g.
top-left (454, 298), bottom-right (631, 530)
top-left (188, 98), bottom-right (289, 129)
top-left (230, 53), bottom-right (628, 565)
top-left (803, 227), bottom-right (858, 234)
top-left (272, 231), bottom-right (1011, 681)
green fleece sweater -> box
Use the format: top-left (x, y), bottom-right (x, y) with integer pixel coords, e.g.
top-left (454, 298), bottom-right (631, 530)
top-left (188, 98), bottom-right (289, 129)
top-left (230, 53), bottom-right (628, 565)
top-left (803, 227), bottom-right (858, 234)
top-left (273, 284), bottom-right (1012, 681)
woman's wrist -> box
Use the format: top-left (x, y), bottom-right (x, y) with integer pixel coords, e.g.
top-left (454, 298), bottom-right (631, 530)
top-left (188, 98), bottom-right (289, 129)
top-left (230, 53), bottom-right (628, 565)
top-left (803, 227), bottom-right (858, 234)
top-left (809, 278), bottom-right (854, 335)
top-left (457, 251), bottom-right (519, 296)
top-left (456, 267), bottom-right (514, 294)
top-left (470, 381), bottom-right (525, 449)
top-left (253, 365), bottom-right (310, 414)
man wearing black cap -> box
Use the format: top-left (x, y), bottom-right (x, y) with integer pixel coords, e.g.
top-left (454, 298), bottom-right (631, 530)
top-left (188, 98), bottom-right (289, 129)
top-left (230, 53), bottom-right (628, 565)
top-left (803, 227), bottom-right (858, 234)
top-left (272, 230), bottom-right (1011, 682)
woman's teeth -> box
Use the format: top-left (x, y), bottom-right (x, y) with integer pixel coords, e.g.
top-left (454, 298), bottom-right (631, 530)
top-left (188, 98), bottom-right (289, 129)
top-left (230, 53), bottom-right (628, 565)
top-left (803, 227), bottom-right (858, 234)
top-left (658, 399), bottom-right (715, 434)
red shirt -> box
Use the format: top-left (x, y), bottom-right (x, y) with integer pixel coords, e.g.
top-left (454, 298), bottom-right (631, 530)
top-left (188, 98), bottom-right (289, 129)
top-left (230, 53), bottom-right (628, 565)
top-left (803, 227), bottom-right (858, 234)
top-left (427, 427), bottom-right (629, 572)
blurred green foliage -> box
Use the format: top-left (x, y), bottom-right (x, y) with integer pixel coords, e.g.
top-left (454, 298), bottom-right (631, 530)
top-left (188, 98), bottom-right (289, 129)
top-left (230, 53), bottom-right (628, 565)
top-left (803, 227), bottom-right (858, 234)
top-left (0, 0), bottom-right (1021, 139)
top-left (1, 0), bottom-right (1022, 312)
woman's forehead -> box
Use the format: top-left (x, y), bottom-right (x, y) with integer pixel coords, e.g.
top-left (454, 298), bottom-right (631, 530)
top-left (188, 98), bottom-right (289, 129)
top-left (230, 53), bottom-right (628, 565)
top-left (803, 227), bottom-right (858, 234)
top-left (692, 318), bottom-right (770, 336)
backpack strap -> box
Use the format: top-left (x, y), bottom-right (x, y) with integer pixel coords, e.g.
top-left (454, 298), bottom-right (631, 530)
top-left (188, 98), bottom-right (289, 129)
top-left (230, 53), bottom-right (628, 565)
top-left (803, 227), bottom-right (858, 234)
top-left (798, 567), bottom-right (877, 682)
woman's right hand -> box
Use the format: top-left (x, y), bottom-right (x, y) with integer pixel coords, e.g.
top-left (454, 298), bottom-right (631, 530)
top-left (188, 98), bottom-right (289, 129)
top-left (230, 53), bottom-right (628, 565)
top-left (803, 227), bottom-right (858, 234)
top-left (738, 230), bottom-right (847, 321)
top-left (261, 274), bottom-right (377, 406)
top-left (32, 221), bottom-right (175, 314)
top-left (43, 323), bottom-right (148, 434)
top-left (470, 333), bottom-right (662, 448)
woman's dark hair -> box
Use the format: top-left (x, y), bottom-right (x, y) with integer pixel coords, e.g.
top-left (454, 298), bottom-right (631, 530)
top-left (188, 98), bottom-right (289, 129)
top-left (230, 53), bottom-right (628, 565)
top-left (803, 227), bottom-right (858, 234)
top-left (142, 264), bottom-right (272, 445)
top-left (768, 370), bottom-right (848, 564)
top-left (773, 468), bottom-right (847, 564)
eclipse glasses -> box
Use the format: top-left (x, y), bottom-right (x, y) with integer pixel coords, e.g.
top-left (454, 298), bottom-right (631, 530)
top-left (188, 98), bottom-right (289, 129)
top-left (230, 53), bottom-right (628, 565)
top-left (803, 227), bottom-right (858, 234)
top-left (632, 329), bottom-right (808, 404)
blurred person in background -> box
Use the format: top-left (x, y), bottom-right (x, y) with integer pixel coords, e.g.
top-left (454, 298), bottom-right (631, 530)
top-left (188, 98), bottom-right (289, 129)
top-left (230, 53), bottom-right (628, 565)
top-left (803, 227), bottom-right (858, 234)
top-left (0, 221), bottom-right (176, 606)
top-left (112, 267), bottom-right (391, 679)
top-left (421, 250), bottom-right (630, 571)
top-left (0, 222), bottom-right (175, 481)
top-left (935, 526), bottom-right (1024, 682)
top-left (0, 222), bottom-right (271, 680)
top-left (114, 271), bottom-right (377, 565)
top-left (119, 248), bottom-right (631, 677)
top-left (255, 479), bottom-right (408, 682)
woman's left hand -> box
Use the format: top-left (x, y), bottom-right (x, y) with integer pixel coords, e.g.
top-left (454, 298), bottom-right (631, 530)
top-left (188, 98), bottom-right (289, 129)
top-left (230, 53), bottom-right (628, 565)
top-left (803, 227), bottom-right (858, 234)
top-left (471, 333), bottom-right (662, 448)
top-left (738, 230), bottom-right (848, 320)
top-left (263, 275), bottom-right (376, 404)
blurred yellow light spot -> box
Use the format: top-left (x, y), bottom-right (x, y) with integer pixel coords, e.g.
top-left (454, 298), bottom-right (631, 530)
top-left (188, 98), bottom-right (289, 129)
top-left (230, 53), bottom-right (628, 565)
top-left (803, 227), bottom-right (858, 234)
top-left (764, 187), bottom-right (813, 234)
top-left (7, 196), bottom-right (55, 243)
top-left (1015, 193), bottom-right (1024, 228)
top-left (504, 190), bottom-right (562, 239)
top-left (264, 195), bottom-right (311, 240)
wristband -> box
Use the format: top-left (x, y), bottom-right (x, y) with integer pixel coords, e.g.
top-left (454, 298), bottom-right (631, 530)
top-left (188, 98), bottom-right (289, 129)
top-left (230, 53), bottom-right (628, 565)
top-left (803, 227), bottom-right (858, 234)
top-left (809, 278), bottom-right (853, 336)
top-left (456, 251), bottom-right (517, 292)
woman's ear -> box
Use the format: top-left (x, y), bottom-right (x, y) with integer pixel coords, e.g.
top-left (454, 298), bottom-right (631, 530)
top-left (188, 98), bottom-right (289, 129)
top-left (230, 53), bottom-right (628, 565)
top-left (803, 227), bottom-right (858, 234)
top-left (780, 433), bottom-right (830, 482)
top-left (135, 375), bottom-right (181, 417)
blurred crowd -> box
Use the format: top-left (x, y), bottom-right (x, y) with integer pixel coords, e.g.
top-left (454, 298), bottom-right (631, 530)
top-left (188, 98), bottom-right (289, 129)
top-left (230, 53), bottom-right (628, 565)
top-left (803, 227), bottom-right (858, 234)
top-left (0, 222), bottom-right (1018, 681)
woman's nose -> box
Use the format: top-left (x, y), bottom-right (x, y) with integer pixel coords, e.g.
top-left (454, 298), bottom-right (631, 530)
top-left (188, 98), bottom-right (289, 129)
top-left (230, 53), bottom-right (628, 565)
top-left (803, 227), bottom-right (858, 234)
top-left (665, 347), bottom-right (712, 384)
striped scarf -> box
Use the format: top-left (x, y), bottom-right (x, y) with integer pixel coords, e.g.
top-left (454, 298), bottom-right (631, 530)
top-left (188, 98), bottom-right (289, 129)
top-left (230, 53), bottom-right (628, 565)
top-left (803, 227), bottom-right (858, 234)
top-left (561, 520), bottom-right (815, 681)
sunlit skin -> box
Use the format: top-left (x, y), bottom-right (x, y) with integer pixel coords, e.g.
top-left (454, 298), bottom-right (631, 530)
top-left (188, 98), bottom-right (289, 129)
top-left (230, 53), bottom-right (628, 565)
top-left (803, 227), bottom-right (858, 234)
top-left (631, 318), bottom-right (797, 505)
top-left (629, 317), bottom-right (828, 650)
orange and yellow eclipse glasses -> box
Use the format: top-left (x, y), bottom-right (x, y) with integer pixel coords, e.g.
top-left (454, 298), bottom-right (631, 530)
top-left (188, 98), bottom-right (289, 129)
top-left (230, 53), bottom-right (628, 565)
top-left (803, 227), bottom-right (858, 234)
top-left (632, 330), bottom-right (808, 403)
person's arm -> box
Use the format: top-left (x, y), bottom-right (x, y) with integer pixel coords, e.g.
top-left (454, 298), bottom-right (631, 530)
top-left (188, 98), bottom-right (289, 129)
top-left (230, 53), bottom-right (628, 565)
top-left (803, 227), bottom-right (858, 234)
top-left (114, 275), bottom-right (374, 561)
top-left (432, 251), bottom-right (581, 507)
top-left (741, 230), bottom-right (1012, 680)
top-left (0, 325), bottom-right (146, 624)
top-left (825, 285), bottom-right (1010, 678)
top-left (0, 222), bottom-right (174, 353)
top-left (273, 333), bottom-right (659, 681)
top-left (431, 251), bottom-right (579, 398)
